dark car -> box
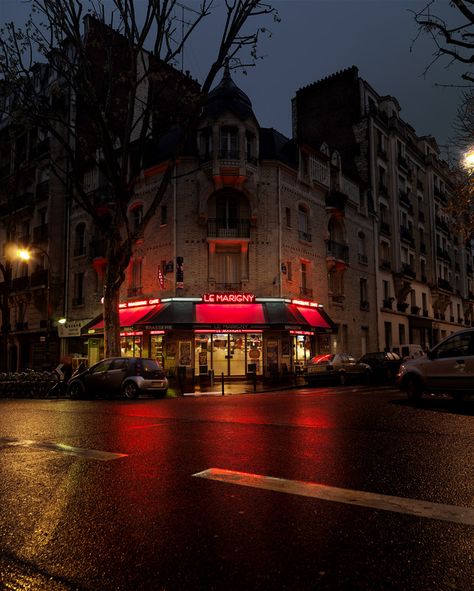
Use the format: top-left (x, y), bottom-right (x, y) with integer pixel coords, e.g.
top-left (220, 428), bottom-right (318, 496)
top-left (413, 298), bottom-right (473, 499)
top-left (67, 357), bottom-right (168, 399)
top-left (304, 353), bottom-right (372, 386)
top-left (358, 351), bottom-right (402, 384)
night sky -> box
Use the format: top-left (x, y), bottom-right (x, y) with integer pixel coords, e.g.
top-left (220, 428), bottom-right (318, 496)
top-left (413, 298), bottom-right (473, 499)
top-left (0, 0), bottom-right (466, 159)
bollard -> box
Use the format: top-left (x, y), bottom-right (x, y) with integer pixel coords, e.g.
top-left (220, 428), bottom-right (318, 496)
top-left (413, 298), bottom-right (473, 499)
top-left (221, 372), bottom-right (225, 396)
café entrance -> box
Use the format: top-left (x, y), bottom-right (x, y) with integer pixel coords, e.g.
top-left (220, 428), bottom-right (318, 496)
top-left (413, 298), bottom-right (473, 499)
top-left (194, 332), bottom-right (263, 377)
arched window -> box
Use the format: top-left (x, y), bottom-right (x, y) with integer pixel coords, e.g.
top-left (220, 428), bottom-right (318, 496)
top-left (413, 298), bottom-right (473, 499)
top-left (220, 126), bottom-right (238, 159)
top-left (74, 223), bottom-right (86, 257)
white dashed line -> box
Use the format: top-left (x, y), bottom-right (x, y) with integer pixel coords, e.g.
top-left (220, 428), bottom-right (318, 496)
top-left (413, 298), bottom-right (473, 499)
top-left (193, 468), bottom-right (474, 526)
top-left (0, 438), bottom-right (127, 460)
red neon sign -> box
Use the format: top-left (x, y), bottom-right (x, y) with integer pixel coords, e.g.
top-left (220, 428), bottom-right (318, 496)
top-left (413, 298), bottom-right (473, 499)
top-left (202, 293), bottom-right (255, 304)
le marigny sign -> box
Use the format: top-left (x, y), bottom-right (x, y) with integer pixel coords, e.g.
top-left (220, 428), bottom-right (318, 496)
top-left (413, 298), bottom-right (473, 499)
top-left (202, 293), bottom-right (255, 304)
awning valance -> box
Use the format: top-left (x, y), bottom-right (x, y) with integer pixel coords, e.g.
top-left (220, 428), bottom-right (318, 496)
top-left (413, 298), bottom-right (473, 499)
top-left (84, 300), bottom-right (336, 334)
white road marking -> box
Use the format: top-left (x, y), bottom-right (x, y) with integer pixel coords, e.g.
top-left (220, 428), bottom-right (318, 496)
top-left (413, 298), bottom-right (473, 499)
top-left (0, 438), bottom-right (127, 460)
top-left (193, 468), bottom-right (474, 526)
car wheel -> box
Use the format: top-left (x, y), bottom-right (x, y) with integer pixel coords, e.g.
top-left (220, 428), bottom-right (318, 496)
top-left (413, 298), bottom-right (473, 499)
top-left (68, 381), bottom-right (84, 400)
top-left (153, 389), bottom-right (168, 399)
top-left (339, 372), bottom-right (347, 386)
top-left (122, 381), bottom-right (139, 399)
top-left (405, 375), bottom-right (422, 402)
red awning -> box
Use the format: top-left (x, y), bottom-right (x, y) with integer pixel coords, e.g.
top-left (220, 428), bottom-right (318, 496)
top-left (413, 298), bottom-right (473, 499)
top-left (294, 305), bottom-right (331, 330)
top-left (195, 303), bottom-right (266, 325)
top-left (90, 304), bottom-right (160, 331)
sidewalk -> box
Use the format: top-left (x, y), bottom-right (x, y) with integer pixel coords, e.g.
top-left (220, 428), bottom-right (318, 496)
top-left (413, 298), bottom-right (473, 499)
top-left (181, 376), bottom-right (307, 397)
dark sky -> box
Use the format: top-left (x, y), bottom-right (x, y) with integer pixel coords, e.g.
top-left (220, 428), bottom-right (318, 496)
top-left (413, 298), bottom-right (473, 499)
top-left (0, 0), bottom-right (466, 158)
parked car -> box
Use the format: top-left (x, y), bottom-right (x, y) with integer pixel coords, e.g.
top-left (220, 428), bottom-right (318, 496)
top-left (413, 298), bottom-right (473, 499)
top-left (67, 357), bottom-right (168, 399)
top-left (358, 351), bottom-right (402, 384)
top-left (397, 329), bottom-right (474, 401)
top-left (393, 344), bottom-right (425, 361)
top-left (305, 353), bottom-right (372, 386)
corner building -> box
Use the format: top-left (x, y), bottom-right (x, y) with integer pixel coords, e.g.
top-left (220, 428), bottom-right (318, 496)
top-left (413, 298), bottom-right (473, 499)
top-left (293, 66), bottom-right (474, 353)
top-left (76, 67), bottom-right (378, 378)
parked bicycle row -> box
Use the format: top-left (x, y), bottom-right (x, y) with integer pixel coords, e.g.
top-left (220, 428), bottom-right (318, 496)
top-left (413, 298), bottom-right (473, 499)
top-left (0, 369), bottom-right (61, 398)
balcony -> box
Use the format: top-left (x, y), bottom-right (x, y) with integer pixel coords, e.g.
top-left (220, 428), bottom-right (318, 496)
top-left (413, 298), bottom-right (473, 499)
top-left (207, 218), bottom-right (250, 239)
top-left (401, 263), bottom-right (416, 279)
top-left (298, 230), bottom-right (312, 243)
top-left (218, 150), bottom-right (240, 160)
top-left (397, 302), bottom-right (409, 313)
top-left (436, 247), bottom-right (451, 263)
top-left (380, 259), bottom-right (392, 271)
top-left (382, 298), bottom-right (394, 309)
top-left (420, 242), bottom-right (427, 254)
top-left (360, 300), bottom-right (370, 311)
top-left (326, 240), bottom-right (349, 263)
top-left (435, 216), bottom-right (449, 233)
top-left (32, 224), bottom-right (49, 244)
top-left (398, 155), bottom-right (409, 170)
top-left (400, 226), bottom-right (414, 246)
top-left (358, 254), bottom-right (368, 265)
top-left (438, 278), bottom-right (453, 292)
top-left (418, 210), bottom-right (425, 223)
top-left (12, 276), bottom-right (29, 291)
top-left (300, 286), bottom-right (313, 298)
top-left (380, 221), bottom-right (391, 236)
top-left (422, 309), bottom-right (429, 317)
top-left (399, 190), bottom-right (413, 212)
top-left (30, 269), bottom-right (48, 287)
top-left (325, 190), bottom-right (348, 212)
top-left (410, 305), bottom-right (420, 315)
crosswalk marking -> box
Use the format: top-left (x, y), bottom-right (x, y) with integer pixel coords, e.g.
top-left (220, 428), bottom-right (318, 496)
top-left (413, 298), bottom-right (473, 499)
top-left (0, 438), bottom-right (127, 460)
top-left (193, 468), bottom-right (474, 526)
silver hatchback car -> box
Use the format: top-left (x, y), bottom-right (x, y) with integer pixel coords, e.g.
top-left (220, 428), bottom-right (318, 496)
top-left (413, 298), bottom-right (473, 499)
top-left (67, 357), bottom-right (168, 399)
top-left (397, 329), bottom-right (474, 401)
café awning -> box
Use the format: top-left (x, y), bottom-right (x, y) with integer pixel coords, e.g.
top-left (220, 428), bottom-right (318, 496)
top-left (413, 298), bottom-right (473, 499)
top-left (86, 303), bottom-right (161, 332)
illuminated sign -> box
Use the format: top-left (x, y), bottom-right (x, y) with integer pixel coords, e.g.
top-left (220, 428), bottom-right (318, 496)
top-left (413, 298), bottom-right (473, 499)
top-left (202, 293), bottom-right (256, 304)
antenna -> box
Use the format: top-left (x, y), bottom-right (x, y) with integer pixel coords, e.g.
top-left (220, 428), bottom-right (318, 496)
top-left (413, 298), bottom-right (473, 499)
top-left (175, 2), bottom-right (201, 72)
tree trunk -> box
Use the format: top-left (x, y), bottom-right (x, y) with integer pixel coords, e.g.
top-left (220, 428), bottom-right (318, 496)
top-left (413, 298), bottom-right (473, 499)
top-left (103, 282), bottom-right (121, 358)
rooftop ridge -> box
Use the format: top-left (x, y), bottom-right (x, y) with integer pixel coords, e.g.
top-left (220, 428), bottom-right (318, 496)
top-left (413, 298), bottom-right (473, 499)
top-left (297, 65), bottom-right (359, 93)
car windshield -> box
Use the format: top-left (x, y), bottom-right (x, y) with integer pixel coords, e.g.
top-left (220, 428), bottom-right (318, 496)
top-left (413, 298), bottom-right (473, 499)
top-left (310, 354), bottom-right (335, 365)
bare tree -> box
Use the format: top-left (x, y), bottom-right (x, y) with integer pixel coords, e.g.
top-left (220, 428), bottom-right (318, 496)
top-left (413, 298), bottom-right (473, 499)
top-left (413, 1), bottom-right (474, 238)
top-left (0, 0), bottom-right (278, 357)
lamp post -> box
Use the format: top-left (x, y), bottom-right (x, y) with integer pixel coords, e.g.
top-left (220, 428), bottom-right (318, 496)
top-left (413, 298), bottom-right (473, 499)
top-left (16, 246), bottom-right (52, 369)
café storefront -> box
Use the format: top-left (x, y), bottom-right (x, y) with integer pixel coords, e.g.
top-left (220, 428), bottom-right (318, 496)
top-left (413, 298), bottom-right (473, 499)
top-left (84, 294), bottom-right (335, 379)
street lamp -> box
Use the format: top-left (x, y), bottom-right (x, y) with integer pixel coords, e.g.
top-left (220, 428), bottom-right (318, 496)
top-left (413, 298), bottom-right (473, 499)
top-left (16, 246), bottom-right (52, 369)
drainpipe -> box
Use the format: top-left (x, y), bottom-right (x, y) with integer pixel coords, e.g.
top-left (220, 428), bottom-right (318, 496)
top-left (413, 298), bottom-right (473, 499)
top-left (277, 166), bottom-right (282, 297)
top-left (173, 164), bottom-right (177, 296)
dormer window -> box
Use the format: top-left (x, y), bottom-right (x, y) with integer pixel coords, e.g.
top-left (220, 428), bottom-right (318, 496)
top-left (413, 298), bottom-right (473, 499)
top-left (220, 126), bottom-right (238, 159)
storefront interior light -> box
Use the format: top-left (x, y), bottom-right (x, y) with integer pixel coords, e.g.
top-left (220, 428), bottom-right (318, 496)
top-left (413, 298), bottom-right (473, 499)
top-left (58, 317), bottom-right (67, 325)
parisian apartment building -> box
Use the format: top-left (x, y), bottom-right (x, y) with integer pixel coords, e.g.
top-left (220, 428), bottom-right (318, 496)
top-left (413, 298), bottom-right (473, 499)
top-left (0, 34), bottom-right (469, 374)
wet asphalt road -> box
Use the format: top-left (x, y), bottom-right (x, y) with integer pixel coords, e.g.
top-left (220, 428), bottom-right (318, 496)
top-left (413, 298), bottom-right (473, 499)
top-left (0, 385), bottom-right (473, 591)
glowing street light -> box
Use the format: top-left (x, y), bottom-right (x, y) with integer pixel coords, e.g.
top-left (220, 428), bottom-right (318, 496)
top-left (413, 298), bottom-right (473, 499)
top-left (462, 148), bottom-right (474, 171)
